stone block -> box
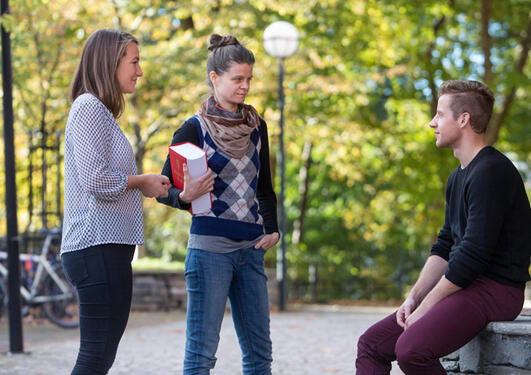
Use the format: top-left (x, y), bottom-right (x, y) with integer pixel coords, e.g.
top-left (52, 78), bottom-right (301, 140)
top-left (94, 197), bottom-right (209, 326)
top-left (480, 332), bottom-right (531, 370)
top-left (459, 336), bottom-right (482, 373)
top-left (442, 315), bottom-right (531, 374)
top-left (131, 268), bottom-right (279, 311)
top-left (484, 365), bottom-right (531, 375)
top-left (443, 351), bottom-right (460, 361)
top-left (441, 359), bottom-right (460, 372)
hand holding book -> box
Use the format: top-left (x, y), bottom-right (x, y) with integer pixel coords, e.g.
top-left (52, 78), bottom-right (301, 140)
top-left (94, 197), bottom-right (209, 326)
top-left (178, 164), bottom-right (214, 205)
top-left (169, 142), bottom-right (213, 214)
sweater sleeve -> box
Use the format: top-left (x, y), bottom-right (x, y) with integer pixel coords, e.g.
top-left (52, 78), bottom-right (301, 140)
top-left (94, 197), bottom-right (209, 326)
top-left (257, 119), bottom-right (279, 234)
top-left (444, 162), bottom-right (512, 288)
top-left (156, 119), bottom-right (200, 210)
top-left (430, 173), bottom-right (455, 261)
top-left (68, 99), bottom-right (128, 202)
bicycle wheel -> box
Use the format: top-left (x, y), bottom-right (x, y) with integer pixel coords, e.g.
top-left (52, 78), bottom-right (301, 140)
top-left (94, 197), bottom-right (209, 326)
top-left (41, 264), bottom-right (79, 328)
top-left (0, 269), bottom-right (31, 318)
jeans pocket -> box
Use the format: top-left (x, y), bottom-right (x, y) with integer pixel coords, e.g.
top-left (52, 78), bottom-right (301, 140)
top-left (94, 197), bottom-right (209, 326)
top-left (61, 252), bottom-right (89, 286)
top-left (250, 247), bottom-right (266, 270)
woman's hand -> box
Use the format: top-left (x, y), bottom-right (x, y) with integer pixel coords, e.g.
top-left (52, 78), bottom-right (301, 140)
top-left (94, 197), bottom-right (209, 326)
top-left (129, 174), bottom-right (171, 198)
top-left (178, 164), bottom-right (215, 203)
top-left (254, 232), bottom-right (280, 250)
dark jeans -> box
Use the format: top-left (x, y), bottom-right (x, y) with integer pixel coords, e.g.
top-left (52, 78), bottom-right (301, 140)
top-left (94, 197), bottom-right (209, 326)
top-left (62, 243), bottom-right (135, 375)
top-left (356, 276), bottom-right (524, 375)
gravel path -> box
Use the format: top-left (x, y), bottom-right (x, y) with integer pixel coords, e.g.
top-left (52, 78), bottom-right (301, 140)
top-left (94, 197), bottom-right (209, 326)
top-left (0, 305), bottom-right (402, 374)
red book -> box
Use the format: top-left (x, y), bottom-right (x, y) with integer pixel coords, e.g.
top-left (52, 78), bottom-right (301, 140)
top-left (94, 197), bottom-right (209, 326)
top-left (169, 142), bottom-right (212, 214)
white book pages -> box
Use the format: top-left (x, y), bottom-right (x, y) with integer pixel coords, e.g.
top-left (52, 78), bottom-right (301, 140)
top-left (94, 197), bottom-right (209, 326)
top-left (170, 143), bottom-right (211, 214)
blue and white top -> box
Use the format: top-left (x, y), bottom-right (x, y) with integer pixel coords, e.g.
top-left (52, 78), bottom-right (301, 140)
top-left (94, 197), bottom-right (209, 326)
top-left (61, 93), bottom-right (143, 253)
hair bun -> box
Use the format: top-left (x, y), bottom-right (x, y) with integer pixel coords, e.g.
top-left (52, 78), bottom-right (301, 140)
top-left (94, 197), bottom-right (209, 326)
top-left (208, 34), bottom-right (240, 51)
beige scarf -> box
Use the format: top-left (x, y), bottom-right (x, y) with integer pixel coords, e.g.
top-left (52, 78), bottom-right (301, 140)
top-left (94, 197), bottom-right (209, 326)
top-left (198, 96), bottom-right (260, 159)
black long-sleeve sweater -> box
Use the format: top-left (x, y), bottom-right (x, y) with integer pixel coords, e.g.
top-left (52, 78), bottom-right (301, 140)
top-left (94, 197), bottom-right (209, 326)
top-left (431, 146), bottom-right (531, 289)
top-left (157, 117), bottom-right (279, 235)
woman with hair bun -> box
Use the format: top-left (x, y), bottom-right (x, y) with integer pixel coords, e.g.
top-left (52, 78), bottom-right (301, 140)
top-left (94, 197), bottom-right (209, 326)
top-left (158, 34), bottom-right (279, 374)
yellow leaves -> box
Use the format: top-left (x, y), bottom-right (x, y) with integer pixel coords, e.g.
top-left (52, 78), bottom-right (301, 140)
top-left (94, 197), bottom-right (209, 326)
top-left (387, 64), bottom-right (408, 77)
top-left (195, 16), bottom-right (212, 30)
top-left (174, 8), bottom-right (190, 19)
top-left (0, 13), bottom-right (16, 33)
top-left (366, 5), bottom-right (382, 18)
top-left (351, 1), bottom-right (365, 16)
top-left (308, 50), bottom-right (327, 69)
top-left (363, 232), bottom-right (372, 241)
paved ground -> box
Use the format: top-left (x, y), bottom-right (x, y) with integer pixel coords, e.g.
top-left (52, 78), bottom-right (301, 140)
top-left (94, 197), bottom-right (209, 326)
top-left (0, 305), bottom-right (402, 374)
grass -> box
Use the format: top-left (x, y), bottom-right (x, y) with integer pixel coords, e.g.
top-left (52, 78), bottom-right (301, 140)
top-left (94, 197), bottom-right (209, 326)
top-left (132, 257), bottom-right (184, 272)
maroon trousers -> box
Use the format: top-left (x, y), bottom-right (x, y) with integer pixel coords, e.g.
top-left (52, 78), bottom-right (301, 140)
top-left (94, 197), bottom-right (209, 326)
top-left (356, 276), bottom-right (524, 375)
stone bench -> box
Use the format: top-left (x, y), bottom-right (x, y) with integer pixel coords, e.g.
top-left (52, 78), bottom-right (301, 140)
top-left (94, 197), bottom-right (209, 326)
top-left (441, 313), bottom-right (531, 375)
top-left (131, 268), bottom-right (277, 311)
top-left (131, 270), bottom-right (187, 311)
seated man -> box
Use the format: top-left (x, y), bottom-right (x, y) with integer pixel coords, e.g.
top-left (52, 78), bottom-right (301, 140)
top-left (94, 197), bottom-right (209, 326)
top-left (355, 80), bottom-right (531, 375)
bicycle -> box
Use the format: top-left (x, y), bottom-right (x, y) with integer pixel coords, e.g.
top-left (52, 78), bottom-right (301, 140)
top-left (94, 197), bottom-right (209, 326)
top-left (0, 228), bottom-right (79, 328)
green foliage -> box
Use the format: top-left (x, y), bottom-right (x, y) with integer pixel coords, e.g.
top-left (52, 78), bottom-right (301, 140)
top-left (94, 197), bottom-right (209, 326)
top-left (1, 0), bottom-right (529, 301)
top-left (132, 256), bottom-right (184, 272)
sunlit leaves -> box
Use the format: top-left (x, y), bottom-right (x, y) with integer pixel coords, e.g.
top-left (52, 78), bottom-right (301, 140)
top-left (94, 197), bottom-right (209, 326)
top-left (0, 0), bottom-right (528, 300)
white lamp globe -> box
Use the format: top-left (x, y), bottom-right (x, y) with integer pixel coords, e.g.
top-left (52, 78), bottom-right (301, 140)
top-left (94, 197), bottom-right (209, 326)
top-left (263, 21), bottom-right (299, 59)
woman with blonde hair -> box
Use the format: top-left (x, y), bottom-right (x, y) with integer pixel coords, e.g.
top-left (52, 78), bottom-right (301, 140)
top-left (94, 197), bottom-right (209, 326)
top-left (61, 29), bottom-right (170, 374)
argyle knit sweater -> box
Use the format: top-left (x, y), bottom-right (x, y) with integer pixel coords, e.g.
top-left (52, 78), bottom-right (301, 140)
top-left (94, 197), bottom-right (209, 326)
top-left (158, 115), bottom-right (278, 241)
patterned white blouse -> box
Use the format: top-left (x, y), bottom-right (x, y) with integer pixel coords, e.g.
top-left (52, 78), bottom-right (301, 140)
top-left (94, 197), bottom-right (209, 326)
top-left (61, 93), bottom-right (143, 253)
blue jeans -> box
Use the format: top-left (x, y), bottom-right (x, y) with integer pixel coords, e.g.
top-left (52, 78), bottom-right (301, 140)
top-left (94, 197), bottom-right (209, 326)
top-left (184, 247), bottom-right (272, 375)
top-left (62, 244), bottom-right (135, 375)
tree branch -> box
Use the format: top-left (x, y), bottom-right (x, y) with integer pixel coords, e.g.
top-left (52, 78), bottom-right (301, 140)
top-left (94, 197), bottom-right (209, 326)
top-left (481, 0), bottom-right (493, 83)
top-left (427, 14), bottom-right (447, 117)
top-left (486, 16), bottom-right (531, 145)
top-left (292, 140), bottom-right (312, 245)
top-left (131, 109), bottom-right (180, 173)
top-left (111, 0), bottom-right (124, 30)
top-left (15, 86), bottom-right (37, 129)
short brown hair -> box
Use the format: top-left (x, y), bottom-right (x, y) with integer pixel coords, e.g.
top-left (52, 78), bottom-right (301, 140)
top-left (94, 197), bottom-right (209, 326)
top-left (70, 29), bottom-right (137, 118)
top-left (438, 80), bottom-right (495, 133)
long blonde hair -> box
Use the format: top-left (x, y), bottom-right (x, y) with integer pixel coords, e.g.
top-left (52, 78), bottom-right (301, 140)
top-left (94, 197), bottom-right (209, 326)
top-left (70, 29), bottom-right (137, 118)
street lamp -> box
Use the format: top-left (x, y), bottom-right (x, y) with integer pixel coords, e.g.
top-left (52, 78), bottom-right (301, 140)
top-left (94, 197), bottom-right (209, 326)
top-left (263, 21), bottom-right (299, 312)
top-left (2, 0), bottom-right (24, 352)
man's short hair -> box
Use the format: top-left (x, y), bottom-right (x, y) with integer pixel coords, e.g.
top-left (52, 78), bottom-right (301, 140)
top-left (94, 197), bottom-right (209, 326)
top-left (438, 80), bottom-right (495, 134)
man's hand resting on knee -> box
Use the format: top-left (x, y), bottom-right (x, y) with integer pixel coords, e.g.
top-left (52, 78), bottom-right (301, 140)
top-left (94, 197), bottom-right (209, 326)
top-left (396, 296), bottom-right (418, 328)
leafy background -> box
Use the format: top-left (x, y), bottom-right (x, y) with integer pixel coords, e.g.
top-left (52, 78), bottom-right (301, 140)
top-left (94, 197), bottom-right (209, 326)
top-left (1, 0), bottom-right (529, 301)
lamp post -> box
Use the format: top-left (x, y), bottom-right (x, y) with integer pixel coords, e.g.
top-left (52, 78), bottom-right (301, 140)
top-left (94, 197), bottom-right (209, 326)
top-left (263, 21), bottom-right (299, 312)
top-left (2, 0), bottom-right (24, 353)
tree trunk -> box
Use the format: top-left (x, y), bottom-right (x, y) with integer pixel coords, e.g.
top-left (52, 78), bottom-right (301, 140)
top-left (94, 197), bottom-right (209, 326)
top-left (481, 0), bottom-right (493, 84)
top-left (486, 16), bottom-right (531, 145)
top-left (291, 140), bottom-right (314, 301)
top-left (427, 15), bottom-right (447, 117)
top-left (292, 140), bottom-right (312, 246)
